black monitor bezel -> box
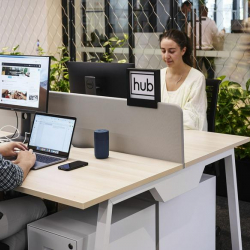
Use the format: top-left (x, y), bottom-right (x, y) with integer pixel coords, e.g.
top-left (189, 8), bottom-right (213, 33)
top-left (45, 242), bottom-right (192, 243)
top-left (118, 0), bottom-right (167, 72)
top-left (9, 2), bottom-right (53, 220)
top-left (68, 61), bottom-right (135, 98)
top-left (0, 54), bottom-right (51, 114)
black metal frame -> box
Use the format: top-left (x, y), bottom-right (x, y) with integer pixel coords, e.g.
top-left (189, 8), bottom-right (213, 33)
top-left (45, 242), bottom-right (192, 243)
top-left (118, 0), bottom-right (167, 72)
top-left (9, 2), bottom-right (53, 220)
top-left (82, 0), bottom-right (87, 61)
top-left (148, 0), bottom-right (157, 32)
top-left (128, 0), bottom-right (135, 63)
top-left (69, 0), bottom-right (76, 61)
top-left (62, 0), bottom-right (172, 63)
top-left (61, 0), bottom-right (69, 48)
top-left (169, 0), bottom-right (179, 30)
top-left (105, 0), bottom-right (110, 56)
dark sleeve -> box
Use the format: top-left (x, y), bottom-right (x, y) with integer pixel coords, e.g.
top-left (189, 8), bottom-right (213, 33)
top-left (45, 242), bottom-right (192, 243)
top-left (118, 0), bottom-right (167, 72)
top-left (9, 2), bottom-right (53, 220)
top-left (0, 154), bottom-right (24, 191)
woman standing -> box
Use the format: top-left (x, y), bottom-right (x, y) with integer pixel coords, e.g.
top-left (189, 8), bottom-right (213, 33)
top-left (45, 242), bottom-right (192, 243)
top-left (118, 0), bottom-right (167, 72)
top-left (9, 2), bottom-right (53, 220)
top-left (160, 29), bottom-right (207, 131)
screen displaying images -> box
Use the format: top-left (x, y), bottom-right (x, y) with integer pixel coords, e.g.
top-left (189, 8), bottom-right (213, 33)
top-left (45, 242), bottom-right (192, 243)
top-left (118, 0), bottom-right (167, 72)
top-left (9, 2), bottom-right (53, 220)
top-left (0, 55), bottom-right (50, 112)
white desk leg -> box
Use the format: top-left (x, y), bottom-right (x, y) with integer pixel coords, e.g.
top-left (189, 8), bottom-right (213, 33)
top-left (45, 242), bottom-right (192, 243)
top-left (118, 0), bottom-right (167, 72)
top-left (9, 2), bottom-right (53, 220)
top-left (225, 151), bottom-right (242, 250)
top-left (94, 200), bottom-right (113, 250)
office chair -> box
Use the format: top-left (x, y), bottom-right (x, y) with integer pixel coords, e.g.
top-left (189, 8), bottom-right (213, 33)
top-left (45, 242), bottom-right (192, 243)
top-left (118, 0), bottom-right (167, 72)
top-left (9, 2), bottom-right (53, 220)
top-left (206, 79), bottom-right (221, 133)
top-left (205, 79), bottom-right (221, 177)
top-left (205, 79), bottom-right (222, 240)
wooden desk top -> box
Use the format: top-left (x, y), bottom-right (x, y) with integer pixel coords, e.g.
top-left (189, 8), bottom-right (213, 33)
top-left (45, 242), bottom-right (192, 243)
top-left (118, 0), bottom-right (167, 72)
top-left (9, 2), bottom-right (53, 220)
top-left (184, 131), bottom-right (250, 167)
top-left (16, 148), bottom-right (182, 209)
top-left (11, 130), bottom-right (249, 209)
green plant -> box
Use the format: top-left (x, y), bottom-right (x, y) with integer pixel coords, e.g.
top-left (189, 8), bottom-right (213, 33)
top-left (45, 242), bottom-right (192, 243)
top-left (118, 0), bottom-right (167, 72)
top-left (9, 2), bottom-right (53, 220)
top-left (49, 46), bottom-right (70, 92)
top-left (37, 46), bottom-right (45, 56)
top-left (0, 45), bottom-right (22, 55)
top-left (215, 76), bottom-right (250, 159)
top-left (101, 34), bottom-right (128, 63)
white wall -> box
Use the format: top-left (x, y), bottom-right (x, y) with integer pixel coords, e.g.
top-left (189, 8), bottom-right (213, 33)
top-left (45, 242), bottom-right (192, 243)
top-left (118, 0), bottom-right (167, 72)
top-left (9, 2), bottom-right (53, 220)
top-left (0, 0), bottom-right (62, 56)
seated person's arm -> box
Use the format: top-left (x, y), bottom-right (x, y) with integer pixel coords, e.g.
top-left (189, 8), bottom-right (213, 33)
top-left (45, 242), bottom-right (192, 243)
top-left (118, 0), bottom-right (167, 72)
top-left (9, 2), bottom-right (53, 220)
top-left (182, 75), bottom-right (207, 131)
top-left (0, 142), bottom-right (36, 191)
top-left (211, 20), bottom-right (225, 38)
top-left (0, 155), bottom-right (23, 191)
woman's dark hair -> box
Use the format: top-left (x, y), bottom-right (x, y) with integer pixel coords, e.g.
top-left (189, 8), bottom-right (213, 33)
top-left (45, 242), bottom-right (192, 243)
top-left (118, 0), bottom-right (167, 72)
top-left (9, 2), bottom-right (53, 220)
top-left (159, 29), bottom-right (193, 67)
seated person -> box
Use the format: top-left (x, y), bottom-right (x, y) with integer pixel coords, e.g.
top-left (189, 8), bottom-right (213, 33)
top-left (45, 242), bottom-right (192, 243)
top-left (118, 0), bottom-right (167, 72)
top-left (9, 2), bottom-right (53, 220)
top-left (0, 142), bottom-right (47, 250)
top-left (159, 29), bottom-right (207, 131)
top-left (188, 5), bottom-right (225, 79)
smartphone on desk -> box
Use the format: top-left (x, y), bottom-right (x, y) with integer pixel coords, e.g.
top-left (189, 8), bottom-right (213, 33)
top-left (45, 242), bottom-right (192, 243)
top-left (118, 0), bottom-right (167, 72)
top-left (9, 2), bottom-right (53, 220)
top-left (58, 161), bottom-right (88, 171)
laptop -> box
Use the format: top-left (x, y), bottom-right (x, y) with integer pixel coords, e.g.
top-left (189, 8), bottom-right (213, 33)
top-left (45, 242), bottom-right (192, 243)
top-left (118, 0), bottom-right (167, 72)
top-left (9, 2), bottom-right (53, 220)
top-left (28, 113), bottom-right (76, 170)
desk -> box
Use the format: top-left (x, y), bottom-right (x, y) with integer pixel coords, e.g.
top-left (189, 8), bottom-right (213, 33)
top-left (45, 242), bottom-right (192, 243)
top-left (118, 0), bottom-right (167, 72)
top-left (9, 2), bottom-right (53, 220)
top-left (11, 130), bottom-right (249, 250)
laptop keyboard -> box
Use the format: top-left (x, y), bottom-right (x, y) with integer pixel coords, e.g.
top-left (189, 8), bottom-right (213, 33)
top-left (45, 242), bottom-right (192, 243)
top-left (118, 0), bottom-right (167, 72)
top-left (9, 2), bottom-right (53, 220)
top-left (36, 154), bottom-right (60, 164)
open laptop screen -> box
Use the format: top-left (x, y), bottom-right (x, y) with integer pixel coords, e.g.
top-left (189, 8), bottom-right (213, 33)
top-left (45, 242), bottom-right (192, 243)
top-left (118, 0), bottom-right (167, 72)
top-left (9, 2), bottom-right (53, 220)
top-left (28, 113), bottom-right (76, 157)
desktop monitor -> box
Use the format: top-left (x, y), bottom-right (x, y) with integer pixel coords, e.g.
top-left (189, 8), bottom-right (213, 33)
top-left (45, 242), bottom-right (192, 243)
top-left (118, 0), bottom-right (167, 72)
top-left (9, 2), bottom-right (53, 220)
top-left (0, 55), bottom-right (50, 140)
top-left (68, 62), bottom-right (135, 98)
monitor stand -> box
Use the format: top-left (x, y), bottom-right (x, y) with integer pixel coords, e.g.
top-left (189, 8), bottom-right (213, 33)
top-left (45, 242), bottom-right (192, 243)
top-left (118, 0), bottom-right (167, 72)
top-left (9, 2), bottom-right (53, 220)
top-left (19, 112), bottom-right (31, 143)
top-left (85, 76), bottom-right (97, 95)
top-left (3, 113), bottom-right (31, 143)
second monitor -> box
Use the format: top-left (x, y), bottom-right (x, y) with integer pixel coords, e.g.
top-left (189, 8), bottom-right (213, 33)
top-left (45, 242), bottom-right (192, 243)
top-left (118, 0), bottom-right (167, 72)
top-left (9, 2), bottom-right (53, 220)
top-left (68, 62), bottom-right (135, 98)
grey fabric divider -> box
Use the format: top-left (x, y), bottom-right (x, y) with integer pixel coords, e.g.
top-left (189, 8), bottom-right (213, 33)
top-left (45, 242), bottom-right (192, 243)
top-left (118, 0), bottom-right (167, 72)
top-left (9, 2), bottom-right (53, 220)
top-left (48, 91), bottom-right (184, 165)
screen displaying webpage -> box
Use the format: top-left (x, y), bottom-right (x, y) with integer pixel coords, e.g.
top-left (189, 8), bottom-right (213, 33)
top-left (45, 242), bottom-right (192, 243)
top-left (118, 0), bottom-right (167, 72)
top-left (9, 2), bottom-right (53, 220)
top-left (0, 55), bottom-right (49, 111)
top-left (29, 115), bottom-right (75, 154)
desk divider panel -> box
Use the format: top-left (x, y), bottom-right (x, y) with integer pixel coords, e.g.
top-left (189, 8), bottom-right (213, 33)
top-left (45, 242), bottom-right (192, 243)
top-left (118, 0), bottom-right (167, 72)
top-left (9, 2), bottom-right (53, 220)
top-left (48, 91), bottom-right (185, 166)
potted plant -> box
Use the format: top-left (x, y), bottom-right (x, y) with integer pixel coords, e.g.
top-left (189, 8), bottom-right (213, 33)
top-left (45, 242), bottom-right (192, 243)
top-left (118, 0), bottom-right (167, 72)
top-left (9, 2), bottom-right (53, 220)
top-left (100, 34), bottom-right (128, 63)
top-left (215, 76), bottom-right (250, 201)
top-left (49, 46), bottom-right (70, 92)
top-left (0, 45), bottom-right (21, 55)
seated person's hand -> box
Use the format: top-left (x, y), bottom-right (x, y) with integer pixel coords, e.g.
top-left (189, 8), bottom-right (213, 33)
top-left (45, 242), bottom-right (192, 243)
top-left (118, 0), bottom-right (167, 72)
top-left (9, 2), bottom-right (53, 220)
top-left (13, 149), bottom-right (36, 169)
top-left (0, 142), bottom-right (27, 157)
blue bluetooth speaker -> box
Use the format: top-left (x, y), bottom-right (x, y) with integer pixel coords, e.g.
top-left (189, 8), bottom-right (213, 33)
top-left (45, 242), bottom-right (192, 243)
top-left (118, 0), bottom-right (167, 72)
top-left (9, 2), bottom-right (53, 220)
top-left (94, 129), bottom-right (109, 159)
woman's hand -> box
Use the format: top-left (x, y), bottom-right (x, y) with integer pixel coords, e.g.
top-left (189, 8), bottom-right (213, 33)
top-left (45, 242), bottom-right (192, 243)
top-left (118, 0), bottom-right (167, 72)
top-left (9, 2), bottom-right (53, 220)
top-left (0, 142), bottom-right (27, 157)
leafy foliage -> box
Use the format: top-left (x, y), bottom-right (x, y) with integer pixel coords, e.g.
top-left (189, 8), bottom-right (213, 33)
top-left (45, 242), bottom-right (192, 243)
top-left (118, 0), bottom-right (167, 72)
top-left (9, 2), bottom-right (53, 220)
top-left (0, 45), bottom-right (22, 55)
top-left (215, 76), bottom-right (250, 159)
top-left (49, 46), bottom-right (70, 92)
top-left (0, 45), bottom-right (70, 92)
top-left (37, 46), bottom-right (45, 56)
top-left (100, 34), bottom-right (128, 63)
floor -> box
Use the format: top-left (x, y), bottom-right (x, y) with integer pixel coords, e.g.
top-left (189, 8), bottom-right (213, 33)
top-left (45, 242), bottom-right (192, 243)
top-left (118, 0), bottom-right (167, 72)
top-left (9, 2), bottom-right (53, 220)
top-left (216, 196), bottom-right (250, 250)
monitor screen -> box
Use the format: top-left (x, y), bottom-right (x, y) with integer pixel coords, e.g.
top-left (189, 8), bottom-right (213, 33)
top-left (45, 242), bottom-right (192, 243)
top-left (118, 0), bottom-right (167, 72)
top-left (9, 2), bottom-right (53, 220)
top-left (0, 55), bottom-right (50, 113)
top-left (68, 62), bottom-right (135, 98)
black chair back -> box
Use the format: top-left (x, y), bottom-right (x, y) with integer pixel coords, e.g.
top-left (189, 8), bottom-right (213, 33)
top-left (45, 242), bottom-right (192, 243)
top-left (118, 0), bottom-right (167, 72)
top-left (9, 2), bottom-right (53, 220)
top-left (206, 79), bottom-right (221, 132)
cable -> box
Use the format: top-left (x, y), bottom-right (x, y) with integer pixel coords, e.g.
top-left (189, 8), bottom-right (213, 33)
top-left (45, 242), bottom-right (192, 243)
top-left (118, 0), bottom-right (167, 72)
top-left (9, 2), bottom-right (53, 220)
top-left (0, 112), bottom-right (20, 143)
top-left (10, 111), bottom-right (19, 139)
top-left (23, 132), bottom-right (30, 144)
top-left (0, 125), bottom-right (20, 143)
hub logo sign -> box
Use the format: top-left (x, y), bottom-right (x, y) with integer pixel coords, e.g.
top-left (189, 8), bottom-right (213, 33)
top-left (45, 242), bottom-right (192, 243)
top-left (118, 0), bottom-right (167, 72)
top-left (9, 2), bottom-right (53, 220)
top-left (130, 71), bottom-right (155, 100)
top-left (127, 68), bottom-right (160, 109)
